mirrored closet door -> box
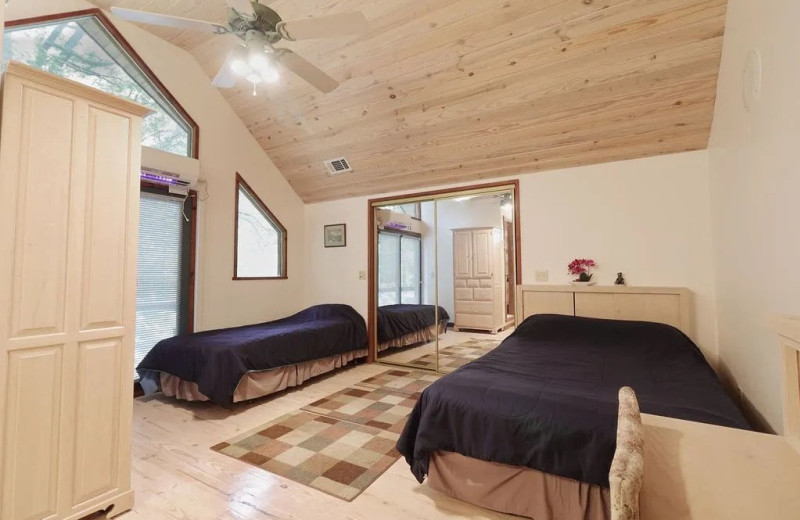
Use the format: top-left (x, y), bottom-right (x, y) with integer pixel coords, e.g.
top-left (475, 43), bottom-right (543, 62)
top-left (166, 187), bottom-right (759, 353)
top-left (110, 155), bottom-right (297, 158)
top-left (435, 191), bottom-right (516, 373)
top-left (375, 200), bottom-right (441, 370)
top-left (371, 183), bottom-right (519, 373)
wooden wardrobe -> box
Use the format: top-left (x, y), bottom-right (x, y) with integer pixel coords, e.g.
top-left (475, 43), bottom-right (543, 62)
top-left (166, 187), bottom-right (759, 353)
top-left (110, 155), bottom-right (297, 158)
top-left (452, 227), bottom-right (506, 333)
top-left (0, 63), bottom-right (149, 520)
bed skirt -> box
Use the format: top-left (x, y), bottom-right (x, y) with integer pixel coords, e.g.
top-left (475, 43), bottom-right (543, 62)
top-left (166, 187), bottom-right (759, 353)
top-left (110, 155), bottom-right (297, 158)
top-left (378, 321), bottom-right (448, 352)
top-left (155, 348), bottom-right (369, 403)
top-left (428, 451), bottom-right (610, 520)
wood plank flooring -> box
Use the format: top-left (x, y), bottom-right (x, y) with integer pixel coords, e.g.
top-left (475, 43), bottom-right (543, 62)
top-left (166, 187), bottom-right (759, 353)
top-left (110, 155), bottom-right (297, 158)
top-left (125, 350), bottom-right (517, 519)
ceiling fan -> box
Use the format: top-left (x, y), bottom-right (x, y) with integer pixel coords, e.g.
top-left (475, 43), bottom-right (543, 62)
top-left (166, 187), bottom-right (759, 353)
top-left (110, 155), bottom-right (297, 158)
top-left (110, 0), bottom-right (369, 95)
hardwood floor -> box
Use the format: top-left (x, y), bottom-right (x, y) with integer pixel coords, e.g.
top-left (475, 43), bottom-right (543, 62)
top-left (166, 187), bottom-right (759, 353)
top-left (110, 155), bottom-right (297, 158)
top-left (125, 361), bottom-right (517, 520)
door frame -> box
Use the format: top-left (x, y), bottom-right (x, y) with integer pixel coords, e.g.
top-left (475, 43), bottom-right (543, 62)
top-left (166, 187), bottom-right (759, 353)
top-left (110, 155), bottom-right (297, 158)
top-left (503, 216), bottom-right (516, 321)
top-left (366, 180), bottom-right (521, 363)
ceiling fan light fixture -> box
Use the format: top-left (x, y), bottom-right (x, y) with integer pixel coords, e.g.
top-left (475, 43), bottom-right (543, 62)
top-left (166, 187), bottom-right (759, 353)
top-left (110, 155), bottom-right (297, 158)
top-left (248, 51), bottom-right (271, 74)
top-left (246, 72), bottom-right (263, 84)
top-left (229, 46), bottom-right (251, 76)
top-left (260, 66), bottom-right (280, 83)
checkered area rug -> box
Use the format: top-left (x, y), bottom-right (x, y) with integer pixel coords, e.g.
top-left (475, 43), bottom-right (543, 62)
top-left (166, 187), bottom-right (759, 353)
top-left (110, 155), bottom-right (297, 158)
top-left (302, 385), bottom-right (420, 434)
top-left (211, 369), bottom-right (438, 501)
top-left (408, 338), bottom-right (501, 370)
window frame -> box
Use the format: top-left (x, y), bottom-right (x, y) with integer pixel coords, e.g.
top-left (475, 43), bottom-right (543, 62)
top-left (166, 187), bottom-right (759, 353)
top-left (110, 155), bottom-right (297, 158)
top-left (5, 8), bottom-right (200, 158)
top-left (234, 173), bottom-right (288, 280)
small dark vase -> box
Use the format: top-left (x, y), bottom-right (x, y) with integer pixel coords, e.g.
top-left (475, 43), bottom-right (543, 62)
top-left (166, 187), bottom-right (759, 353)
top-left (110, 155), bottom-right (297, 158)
top-left (578, 272), bottom-right (593, 282)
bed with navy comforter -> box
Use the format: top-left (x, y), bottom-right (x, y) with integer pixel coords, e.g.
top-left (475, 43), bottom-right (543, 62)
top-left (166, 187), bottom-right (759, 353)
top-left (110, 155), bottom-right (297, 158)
top-left (397, 313), bottom-right (750, 488)
top-left (137, 304), bottom-right (367, 405)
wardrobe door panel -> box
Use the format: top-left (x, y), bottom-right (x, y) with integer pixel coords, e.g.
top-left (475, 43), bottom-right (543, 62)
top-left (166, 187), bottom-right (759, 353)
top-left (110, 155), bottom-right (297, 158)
top-left (8, 88), bottom-right (76, 339)
top-left (1, 345), bottom-right (64, 520)
top-left (453, 230), bottom-right (472, 279)
top-left (80, 108), bottom-right (133, 331)
top-left (72, 338), bottom-right (122, 506)
top-left (471, 229), bottom-right (493, 279)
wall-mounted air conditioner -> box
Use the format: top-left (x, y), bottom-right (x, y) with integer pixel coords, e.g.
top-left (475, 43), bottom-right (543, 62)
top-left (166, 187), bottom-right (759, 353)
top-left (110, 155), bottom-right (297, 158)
top-left (140, 146), bottom-right (200, 194)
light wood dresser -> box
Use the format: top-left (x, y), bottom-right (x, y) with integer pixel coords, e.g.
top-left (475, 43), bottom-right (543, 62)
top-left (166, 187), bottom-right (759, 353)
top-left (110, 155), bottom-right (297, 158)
top-left (0, 62), bottom-right (150, 520)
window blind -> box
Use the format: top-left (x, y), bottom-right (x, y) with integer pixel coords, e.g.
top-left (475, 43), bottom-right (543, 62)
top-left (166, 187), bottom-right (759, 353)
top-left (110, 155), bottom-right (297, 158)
top-left (135, 192), bottom-right (184, 379)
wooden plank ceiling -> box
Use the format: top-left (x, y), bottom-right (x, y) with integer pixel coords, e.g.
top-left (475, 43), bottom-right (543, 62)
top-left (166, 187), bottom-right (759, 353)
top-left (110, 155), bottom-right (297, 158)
top-left (92, 0), bottom-right (727, 202)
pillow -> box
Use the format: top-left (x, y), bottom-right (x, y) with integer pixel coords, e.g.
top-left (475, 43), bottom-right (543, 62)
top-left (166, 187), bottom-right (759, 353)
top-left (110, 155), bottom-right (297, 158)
top-left (609, 386), bottom-right (645, 520)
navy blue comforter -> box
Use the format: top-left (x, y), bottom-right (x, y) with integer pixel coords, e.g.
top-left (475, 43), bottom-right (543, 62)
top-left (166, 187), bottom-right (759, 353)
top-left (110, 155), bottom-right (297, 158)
top-left (397, 314), bottom-right (750, 488)
top-left (137, 304), bottom-right (366, 405)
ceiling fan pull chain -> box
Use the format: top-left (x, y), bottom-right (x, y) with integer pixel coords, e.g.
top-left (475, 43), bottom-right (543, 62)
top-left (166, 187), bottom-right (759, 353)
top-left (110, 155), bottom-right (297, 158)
top-left (252, 82), bottom-right (258, 96)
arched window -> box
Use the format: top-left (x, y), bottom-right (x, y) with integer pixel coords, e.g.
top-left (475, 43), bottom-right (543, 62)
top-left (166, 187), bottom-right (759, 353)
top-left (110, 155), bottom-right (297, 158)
top-left (3, 10), bottom-right (198, 157)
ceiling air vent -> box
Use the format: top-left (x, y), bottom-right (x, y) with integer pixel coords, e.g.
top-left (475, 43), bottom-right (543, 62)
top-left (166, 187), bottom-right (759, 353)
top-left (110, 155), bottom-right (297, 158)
top-left (323, 157), bottom-right (353, 176)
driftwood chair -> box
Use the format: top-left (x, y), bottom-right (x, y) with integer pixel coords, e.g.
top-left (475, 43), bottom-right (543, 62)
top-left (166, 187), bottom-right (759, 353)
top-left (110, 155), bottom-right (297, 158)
top-left (609, 386), bottom-right (645, 520)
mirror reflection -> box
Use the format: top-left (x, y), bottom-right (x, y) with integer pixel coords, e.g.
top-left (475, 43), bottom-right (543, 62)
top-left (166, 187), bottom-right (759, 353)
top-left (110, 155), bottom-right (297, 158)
top-left (376, 201), bottom-right (445, 369)
top-left (435, 192), bottom-right (516, 373)
top-left (374, 188), bottom-right (517, 372)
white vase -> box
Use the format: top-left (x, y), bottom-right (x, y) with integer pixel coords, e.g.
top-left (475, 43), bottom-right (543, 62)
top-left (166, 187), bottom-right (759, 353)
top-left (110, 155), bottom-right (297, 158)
top-left (570, 281), bottom-right (596, 286)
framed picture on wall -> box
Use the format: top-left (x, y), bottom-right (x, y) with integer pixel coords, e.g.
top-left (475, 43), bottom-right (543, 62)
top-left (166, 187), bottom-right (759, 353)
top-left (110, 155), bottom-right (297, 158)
top-left (324, 223), bottom-right (347, 248)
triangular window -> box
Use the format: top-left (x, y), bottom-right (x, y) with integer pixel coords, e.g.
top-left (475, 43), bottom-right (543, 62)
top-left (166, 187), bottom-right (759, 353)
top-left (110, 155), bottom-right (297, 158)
top-left (3, 11), bottom-right (197, 157)
top-left (235, 174), bottom-right (287, 279)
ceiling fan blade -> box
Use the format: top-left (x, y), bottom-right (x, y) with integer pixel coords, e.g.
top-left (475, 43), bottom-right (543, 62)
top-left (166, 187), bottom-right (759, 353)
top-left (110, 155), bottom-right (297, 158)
top-left (277, 12), bottom-right (368, 41)
top-left (275, 50), bottom-right (339, 93)
top-left (110, 7), bottom-right (228, 34)
top-left (212, 50), bottom-right (238, 89)
top-left (224, 0), bottom-right (256, 18)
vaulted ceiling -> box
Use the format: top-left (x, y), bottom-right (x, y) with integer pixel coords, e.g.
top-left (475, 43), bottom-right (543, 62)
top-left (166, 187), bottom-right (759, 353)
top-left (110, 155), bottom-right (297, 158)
top-left (93, 0), bottom-right (727, 202)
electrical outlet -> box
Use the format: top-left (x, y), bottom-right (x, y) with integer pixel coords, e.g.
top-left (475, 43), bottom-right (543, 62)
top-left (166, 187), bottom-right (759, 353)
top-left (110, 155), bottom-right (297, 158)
top-left (358, 270), bottom-right (367, 280)
top-left (535, 269), bottom-right (549, 282)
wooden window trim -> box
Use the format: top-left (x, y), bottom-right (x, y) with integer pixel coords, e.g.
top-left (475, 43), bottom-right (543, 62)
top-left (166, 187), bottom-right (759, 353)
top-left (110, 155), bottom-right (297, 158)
top-left (234, 172), bottom-right (288, 280)
top-left (5, 8), bottom-right (200, 159)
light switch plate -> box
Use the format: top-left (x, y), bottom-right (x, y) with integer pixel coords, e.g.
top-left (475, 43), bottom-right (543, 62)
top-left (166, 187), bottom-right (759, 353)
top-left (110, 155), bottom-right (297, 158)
top-left (358, 270), bottom-right (367, 280)
top-left (535, 269), bottom-right (549, 282)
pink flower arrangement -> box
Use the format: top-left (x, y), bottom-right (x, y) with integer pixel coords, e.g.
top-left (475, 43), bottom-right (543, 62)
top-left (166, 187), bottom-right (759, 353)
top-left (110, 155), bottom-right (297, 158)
top-left (568, 258), bottom-right (596, 282)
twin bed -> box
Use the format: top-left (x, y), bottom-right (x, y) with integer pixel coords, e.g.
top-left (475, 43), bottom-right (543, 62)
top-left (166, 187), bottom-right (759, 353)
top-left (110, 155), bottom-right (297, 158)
top-left (396, 313), bottom-right (750, 520)
top-left (138, 304), bottom-right (368, 405)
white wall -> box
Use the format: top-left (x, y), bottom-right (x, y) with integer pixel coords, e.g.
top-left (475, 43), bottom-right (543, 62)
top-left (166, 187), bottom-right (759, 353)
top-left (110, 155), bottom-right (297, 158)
top-left (707, 0), bottom-right (800, 432)
top-left (305, 150), bottom-right (719, 361)
top-left (7, 1), bottom-right (308, 330)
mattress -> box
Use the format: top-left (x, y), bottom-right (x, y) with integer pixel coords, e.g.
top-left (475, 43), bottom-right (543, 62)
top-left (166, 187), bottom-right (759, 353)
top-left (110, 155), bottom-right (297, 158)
top-left (397, 314), bottom-right (750, 488)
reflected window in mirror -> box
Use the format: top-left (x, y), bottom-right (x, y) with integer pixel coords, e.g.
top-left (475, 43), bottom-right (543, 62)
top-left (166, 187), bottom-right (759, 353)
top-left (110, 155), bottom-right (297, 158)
top-left (378, 231), bottom-right (422, 306)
